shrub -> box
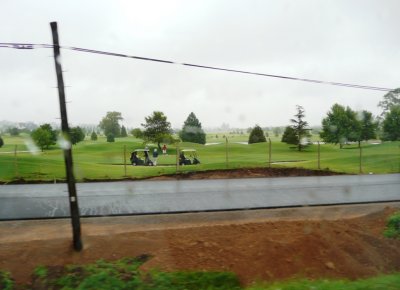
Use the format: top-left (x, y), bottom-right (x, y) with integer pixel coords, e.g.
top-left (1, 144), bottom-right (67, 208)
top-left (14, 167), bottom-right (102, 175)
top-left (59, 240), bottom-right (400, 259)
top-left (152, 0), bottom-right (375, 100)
top-left (91, 131), bottom-right (98, 141)
top-left (384, 211), bottom-right (400, 239)
top-left (248, 125), bottom-right (266, 144)
top-left (0, 271), bottom-right (14, 290)
top-left (106, 134), bottom-right (115, 143)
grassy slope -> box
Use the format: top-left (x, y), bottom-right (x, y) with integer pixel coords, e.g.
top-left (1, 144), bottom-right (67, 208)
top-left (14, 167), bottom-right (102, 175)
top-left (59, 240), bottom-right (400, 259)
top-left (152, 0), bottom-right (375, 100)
top-left (0, 134), bottom-right (399, 182)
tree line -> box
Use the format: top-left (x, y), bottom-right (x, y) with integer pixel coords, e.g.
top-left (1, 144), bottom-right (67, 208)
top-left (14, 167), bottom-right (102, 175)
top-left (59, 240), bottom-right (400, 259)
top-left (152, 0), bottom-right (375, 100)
top-left (1, 88), bottom-right (398, 151)
top-left (101, 111), bottom-right (206, 149)
top-left (247, 88), bottom-right (400, 151)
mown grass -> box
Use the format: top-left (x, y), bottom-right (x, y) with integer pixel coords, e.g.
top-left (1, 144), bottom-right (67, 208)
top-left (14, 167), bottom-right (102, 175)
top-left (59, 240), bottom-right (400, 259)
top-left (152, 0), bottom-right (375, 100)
top-left (0, 134), bottom-right (399, 182)
top-left (247, 274), bottom-right (400, 290)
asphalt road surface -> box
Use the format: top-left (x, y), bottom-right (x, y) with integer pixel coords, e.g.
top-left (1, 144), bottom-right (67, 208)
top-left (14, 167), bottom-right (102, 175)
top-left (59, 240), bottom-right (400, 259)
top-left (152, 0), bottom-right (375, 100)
top-left (0, 174), bottom-right (399, 220)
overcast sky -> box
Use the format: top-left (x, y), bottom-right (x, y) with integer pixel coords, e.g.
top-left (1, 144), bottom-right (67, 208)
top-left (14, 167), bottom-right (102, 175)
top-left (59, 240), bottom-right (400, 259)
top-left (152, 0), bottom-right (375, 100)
top-left (1, 0), bottom-right (399, 129)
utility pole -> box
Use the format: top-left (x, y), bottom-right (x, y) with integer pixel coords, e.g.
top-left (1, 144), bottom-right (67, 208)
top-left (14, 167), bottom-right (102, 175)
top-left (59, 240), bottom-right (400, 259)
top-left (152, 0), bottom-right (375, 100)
top-left (50, 22), bottom-right (82, 251)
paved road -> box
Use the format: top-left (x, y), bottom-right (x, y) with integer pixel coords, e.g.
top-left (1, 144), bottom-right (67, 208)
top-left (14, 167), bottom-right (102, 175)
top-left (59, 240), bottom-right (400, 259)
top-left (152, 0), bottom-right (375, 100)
top-left (0, 174), bottom-right (399, 220)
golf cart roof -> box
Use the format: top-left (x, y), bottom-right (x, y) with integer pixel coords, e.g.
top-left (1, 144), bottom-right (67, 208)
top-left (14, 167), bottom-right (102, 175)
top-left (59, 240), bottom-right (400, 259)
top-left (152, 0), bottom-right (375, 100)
top-left (181, 149), bottom-right (197, 152)
top-left (133, 149), bottom-right (150, 152)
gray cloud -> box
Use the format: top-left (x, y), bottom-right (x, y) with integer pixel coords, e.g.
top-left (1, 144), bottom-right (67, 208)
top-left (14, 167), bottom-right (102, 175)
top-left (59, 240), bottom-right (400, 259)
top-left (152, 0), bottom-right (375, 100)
top-left (1, 0), bottom-right (399, 129)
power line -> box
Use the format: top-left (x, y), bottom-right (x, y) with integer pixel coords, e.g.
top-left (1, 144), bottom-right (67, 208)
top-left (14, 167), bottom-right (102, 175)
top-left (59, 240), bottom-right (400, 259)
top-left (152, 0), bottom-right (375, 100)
top-left (0, 42), bottom-right (394, 92)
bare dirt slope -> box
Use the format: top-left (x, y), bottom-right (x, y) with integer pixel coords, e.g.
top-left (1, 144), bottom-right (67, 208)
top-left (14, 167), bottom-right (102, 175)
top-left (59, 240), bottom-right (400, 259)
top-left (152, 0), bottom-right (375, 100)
top-left (1, 203), bottom-right (399, 286)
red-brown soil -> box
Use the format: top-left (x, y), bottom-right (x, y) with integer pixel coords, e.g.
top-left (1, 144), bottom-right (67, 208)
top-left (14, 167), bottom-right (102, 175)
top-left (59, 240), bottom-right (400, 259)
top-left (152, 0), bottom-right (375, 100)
top-left (149, 167), bottom-right (344, 180)
top-left (1, 203), bottom-right (399, 287)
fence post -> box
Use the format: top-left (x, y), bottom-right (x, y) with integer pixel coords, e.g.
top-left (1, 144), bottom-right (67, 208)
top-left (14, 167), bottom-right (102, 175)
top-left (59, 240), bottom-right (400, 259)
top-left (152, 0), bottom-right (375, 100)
top-left (225, 137), bottom-right (229, 169)
top-left (317, 141), bottom-right (321, 170)
top-left (123, 145), bottom-right (127, 177)
top-left (359, 144), bottom-right (362, 174)
top-left (176, 143), bottom-right (179, 173)
top-left (14, 145), bottom-right (19, 178)
top-left (268, 138), bottom-right (272, 168)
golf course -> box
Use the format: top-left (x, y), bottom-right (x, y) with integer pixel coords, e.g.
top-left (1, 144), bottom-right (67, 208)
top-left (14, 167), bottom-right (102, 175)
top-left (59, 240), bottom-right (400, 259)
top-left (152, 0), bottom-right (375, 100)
top-left (0, 133), bottom-right (399, 183)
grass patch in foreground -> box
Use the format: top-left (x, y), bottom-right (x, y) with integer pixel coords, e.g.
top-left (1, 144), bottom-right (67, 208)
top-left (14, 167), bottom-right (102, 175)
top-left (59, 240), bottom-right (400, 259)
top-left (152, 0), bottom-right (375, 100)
top-left (0, 271), bottom-right (14, 290)
top-left (384, 211), bottom-right (400, 239)
top-left (247, 273), bottom-right (400, 290)
top-left (31, 256), bottom-right (241, 290)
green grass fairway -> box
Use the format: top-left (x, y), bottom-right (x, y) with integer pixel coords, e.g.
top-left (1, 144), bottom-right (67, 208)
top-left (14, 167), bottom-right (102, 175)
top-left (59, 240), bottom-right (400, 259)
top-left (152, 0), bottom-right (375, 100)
top-left (0, 134), bottom-right (399, 182)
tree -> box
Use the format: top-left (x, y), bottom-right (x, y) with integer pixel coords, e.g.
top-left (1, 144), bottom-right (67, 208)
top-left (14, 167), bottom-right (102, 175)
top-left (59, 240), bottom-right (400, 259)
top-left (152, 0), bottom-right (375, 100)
top-left (31, 124), bottom-right (57, 151)
top-left (378, 88), bottom-right (400, 119)
top-left (0, 136), bottom-right (3, 148)
top-left (179, 112), bottom-right (206, 144)
top-left (281, 105), bottom-right (311, 151)
top-left (90, 131), bottom-right (98, 141)
top-left (142, 111), bottom-right (172, 149)
top-left (356, 110), bottom-right (378, 146)
top-left (248, 125), bottom-right (266, 144)
top-left (70, 126), bottom-right (85, 145)
top-left (320, 104), bottom-right (359, 148)
top-left (106, 134), bottom-right (115, 143)
top-left (131, 128), bottom-right (144, 139)
top-left (8, 127), bottom-right (20, 136)
top-left (382, 105), bottom-right (400, 141)
top-left (121, 125), bottom-right (128, 137)
top-left (281, 126), bottom-right (298, 145)
top-left (99, 111), bottom-right (123, 137)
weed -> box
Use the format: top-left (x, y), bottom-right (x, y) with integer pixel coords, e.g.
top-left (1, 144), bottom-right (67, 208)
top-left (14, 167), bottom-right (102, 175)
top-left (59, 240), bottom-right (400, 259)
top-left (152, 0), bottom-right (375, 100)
top-left (384, 211), bottom-right (400, 239)
top-left (33, 265), bottom-right (47, 278)
top-left (0, 271), bottom-right (14, 290)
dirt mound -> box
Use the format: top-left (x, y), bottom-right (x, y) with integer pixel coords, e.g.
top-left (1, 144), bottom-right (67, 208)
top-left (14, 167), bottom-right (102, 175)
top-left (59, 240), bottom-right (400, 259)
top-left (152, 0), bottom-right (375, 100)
top-left (0, 204), bottom-right (399, 287)
top-left (151, 167), bottom-right (344, 180)
top-left (1, 167), bottom-right (344, 184)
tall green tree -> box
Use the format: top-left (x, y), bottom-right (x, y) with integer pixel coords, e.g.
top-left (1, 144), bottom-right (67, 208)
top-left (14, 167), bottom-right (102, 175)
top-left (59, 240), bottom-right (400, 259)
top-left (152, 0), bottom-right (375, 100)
top-left (70, 126), bottom-right (85, 145)
top-left (142, 111), bottom-right (172, 149)
top-left (0, 136), bottom-right (3, 148)
top-left (320, 104), bottom-right (359, 148)
top-left (31, 124), bottom-right (57, 151)
top-left (120, 125), bottom-right (128, 137)
top-left (356, 110), bottom-right (378, 146)
top-left (291, 105), bottom-right (311, 151)
top-left (281, 105), bottom-right (310, 151)
top-left (382, 105), bottom-right (400, 141)
top-left (99, 111), bottom-right (123, 137)
top-left (378, 88), bottom-right (400, 119)
top-left (131, 128), bottom-right (143, 139)
top-left (179, 112), bottom-right (206, 144)
top-left (248, 125), bottom-right (266, 144)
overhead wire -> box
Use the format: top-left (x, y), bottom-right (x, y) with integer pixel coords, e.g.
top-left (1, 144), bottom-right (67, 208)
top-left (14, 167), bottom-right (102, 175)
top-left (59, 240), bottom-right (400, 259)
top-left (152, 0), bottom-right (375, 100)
top-left (0, 42), bottom-right (394, 92)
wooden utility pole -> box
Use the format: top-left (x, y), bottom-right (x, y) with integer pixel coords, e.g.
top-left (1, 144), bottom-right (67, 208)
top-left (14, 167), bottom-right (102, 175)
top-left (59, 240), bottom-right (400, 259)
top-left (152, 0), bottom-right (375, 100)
top-left (50, 22), bottom-right (82, 251)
